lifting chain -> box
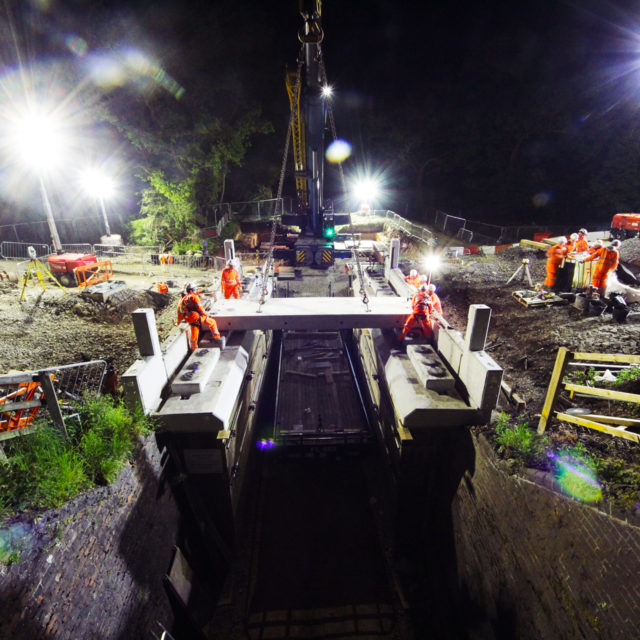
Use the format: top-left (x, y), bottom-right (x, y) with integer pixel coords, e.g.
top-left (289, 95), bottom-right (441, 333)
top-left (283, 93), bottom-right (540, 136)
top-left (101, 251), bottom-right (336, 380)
top-left (319, 56), bottom-right (369, 310)
top-left (258, 52), bottom-right (305, 311)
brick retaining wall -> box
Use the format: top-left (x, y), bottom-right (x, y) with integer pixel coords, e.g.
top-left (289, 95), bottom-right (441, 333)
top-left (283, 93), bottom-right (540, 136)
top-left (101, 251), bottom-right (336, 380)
top-left (454, 435), bottom-right (640, 639)
top-left (0, 436), bottom-right (179, 639)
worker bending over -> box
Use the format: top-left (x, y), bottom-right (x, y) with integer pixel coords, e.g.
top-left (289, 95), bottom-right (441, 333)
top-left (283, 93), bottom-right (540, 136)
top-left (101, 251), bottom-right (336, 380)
top-left (583, 239), bottom-right (620, 297)
top-left (405, 269), bottom-right (420, 288)
top-left (426, 283), bottom-right (442, 315)
top-left (221, 260), bottom-right (242, 299)
top-left (398, 284), bottom-right (433, 342)
top-left (566, 233), bottom-right (579, 253)
top-left (543, 236), bottom-right (569, 291)
top-left (178, 283), bottom-right (221, 351)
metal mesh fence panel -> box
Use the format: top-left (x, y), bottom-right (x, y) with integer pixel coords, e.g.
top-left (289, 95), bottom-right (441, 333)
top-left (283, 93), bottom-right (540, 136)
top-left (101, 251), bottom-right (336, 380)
top-left (61, 243), bottom-right (93, 254)
top-left (0, 241), bottom-right (51, 260)
top-left (434, 210), bottom-right (447, 232)
top-left (443, 214), bottom-right (466, 237)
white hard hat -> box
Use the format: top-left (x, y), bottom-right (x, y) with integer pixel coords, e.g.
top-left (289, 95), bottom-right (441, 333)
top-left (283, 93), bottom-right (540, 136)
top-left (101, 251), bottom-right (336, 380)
top-left (185, 282), bottom-right (197, 292)
top-left (579, 228), bottom-right (588, 235)
top-left (419, 275), bottom-right (427, 283)
top-left (427, 283), bottom-right (436, 293)
top-left (559, 236), bottom-right (568, 244)
top-left (570, 233), bottom-right (579, 241)
top-left (227, 260), bottom-right (234, 267)
top-left (610, 239), bottom-right (621, 248)
top-left (410, 269), bottom-right (418, 277)
top-left (419, 284), bottom-right (428, 292)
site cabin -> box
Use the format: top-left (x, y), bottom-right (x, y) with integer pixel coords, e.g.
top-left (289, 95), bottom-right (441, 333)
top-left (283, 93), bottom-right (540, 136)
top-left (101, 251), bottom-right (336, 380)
top-left (611, 213), bottom-right (640, 239)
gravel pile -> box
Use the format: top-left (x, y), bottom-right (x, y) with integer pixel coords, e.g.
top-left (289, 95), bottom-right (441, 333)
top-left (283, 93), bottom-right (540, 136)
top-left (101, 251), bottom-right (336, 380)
top-left (619, 237), bottom-right (640, 265)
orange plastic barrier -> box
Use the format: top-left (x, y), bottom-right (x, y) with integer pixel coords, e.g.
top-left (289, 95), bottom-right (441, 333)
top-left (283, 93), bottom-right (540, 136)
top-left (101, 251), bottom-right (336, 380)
top-left (75, 259), bottom-right (113, 288)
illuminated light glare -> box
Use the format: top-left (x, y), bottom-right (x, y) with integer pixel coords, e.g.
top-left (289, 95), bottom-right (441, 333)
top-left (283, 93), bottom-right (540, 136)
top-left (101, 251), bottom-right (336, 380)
top-left (547, 451), bottom-right (602, 503)
top-left (353, 178), bottom-right (380, 203)
top-left (256, 439), bottom-right (276, 450)
top-left (326, 139), bottom-right (351, 163)
top-left (423, 254), bottom-right (441, 275)
top-left (81, 169), bottom-right (115, 199)
top-left (532, 192), bottom-right (551, 207)
top-left (65, 34), bottom-right (88, 57)
top-left (321, 84), bottom-right (333, 98)
top-left (10, 113), bottom-right (67, 171)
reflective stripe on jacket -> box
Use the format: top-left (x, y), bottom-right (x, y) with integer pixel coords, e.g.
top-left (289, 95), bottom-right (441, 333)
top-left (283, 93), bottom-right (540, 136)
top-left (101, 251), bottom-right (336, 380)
top-left (221, 268), bottom-right (241, 287)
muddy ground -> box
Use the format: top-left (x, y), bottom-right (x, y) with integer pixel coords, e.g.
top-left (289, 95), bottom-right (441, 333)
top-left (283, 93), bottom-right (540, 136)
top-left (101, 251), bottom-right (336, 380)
top-left (1, 240), bottom-right (640, 509)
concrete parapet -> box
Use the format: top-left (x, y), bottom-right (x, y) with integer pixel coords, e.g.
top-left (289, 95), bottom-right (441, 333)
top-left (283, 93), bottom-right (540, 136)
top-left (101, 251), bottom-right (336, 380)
top-left (132, 308), bottom-right (162, 356)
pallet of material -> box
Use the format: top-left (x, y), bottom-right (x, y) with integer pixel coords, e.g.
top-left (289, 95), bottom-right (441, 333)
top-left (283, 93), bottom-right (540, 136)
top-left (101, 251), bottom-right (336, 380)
top-left (512, 289), bottom-right (567, 307)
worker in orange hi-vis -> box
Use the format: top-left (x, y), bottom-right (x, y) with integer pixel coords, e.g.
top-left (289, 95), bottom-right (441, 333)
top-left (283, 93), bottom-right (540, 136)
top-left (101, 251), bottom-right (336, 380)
top-left (543, 236), bottom-right (569, 291)
top-left (404, 269), bottom-right (420, 288)
top-left (426, 283), bottom-right (443, 315)
top-left (398, 284), bottom-right (433, 342)
top-left (221, 260), bottom-right (242, 299)
top-left (583, 239), bottom-right (621, 297)
top-left (574, 228), bottom-right (589, 253)
top-left (178, 283), bottom-right (221, 351)
top-left (566, 232), bottom-right (579, 253)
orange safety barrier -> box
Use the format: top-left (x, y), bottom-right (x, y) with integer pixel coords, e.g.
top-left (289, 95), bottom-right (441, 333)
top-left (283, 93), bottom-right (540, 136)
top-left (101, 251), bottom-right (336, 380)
top-left (0, 381), bottom-right (43, 432)
top-left (75, 259), bottom-right (113, 288)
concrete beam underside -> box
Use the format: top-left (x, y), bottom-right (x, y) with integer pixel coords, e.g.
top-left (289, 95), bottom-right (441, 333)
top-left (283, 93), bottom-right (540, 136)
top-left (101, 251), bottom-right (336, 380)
top-left (210, 296), bottom-right (411, 331)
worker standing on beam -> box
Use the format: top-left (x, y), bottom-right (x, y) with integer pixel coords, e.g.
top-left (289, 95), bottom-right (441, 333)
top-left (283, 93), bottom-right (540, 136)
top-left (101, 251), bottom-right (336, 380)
top-left (426, 283), bottom-right (442, 315)
top-left (178, 283), bottom-right (222, 351)
top-left (582, 239), bottom-right (621, 297)
top-left (221, 260), bottom-right (242, 299)
top-left (398, 284), bottom-right (432, 342)
top-left (542, 236), bottom-right (569, 291)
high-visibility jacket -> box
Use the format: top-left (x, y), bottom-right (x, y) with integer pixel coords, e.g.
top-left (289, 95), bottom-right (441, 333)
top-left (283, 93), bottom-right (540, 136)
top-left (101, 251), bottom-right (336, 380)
top-left (546, 243), bottom-right (568, 265)
top-left (428, 292), bottom-right (442, 315)
top-left (411, 291), bottom-right (432, 315)
top-left (405, 274), bottom-right (420, 287)
top-left (575, 237), bottom-right (589, 252)
top-left (585, 247), bottom-right (619, 285)
top-left (221, 267), bottom-right (241, 290)
top-left (566, 241), bottom-right (576, 253)
top-left (178, 292), bottom-right (206, 323)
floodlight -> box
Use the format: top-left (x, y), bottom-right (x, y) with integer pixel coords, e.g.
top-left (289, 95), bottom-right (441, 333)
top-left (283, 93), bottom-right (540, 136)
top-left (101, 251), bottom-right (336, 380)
top-left (321, 85), bottom-right (333, 98)
top-left (11, 112), bottom-right (67, 172)
top-left (81, 168), bottom-right (115, 199)
top-left (352, 178), bottom-right (380, 204)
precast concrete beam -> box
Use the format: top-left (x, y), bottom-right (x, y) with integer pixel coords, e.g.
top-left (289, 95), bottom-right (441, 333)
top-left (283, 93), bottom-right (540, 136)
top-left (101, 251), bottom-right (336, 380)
top-left (209, 296), bottom-right (411, 331)
top-left (387, 267), bottom-right (416, 299)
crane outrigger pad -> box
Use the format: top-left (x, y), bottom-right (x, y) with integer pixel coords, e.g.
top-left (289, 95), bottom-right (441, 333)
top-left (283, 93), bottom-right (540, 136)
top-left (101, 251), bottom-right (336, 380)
top-left (211, 296), bottom-right (411, 331)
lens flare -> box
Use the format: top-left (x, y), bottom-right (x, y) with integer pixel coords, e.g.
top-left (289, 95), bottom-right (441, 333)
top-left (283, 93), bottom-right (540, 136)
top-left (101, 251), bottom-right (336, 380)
top-left (548, 450), bottom-right (602, 503)
top-left (256, 438), bottom-right (276, 450)
top-left (326, 139), bottom-right (351, 163)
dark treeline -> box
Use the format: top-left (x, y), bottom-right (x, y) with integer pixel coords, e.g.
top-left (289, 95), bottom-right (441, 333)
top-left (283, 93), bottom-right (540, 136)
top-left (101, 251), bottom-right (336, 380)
top-left (1, 0), bottom-right (639, 245)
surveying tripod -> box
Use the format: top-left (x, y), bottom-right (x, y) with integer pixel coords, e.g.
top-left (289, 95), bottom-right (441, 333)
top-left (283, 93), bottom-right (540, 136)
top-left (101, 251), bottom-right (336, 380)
top-left (506, 258), bottom-right (534, 288)
top-left (19, 247), bottom-right (66, 302)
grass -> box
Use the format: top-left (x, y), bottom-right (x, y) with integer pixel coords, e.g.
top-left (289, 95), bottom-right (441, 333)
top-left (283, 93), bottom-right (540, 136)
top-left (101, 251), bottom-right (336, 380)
top-left (0, 394), bottom-right (152, 516)
top-left (494, 411), bottom-right (549, 466)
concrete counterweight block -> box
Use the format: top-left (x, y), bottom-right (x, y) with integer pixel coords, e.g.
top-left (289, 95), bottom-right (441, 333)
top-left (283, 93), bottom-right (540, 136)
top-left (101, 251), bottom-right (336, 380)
top-left (465, 304), bottom-right (492, 352)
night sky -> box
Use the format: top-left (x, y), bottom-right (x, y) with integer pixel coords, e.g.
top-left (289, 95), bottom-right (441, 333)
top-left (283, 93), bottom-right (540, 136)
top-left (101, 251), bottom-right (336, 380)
top-left (2, 0), bottom-right (640, 230)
